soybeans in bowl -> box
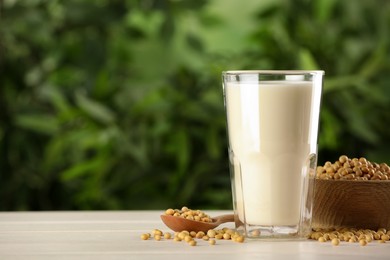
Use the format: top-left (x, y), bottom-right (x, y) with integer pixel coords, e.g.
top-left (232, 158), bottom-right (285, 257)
top-left (313, 156), bottom-right (390, 230)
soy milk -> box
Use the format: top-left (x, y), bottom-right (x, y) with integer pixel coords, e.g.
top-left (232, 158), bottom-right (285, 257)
top-left (225, 81), bottom-right (314, 226)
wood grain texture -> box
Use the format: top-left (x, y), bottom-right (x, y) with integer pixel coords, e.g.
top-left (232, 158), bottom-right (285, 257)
top-left (1, 211), bottom-right (390, 259)
top-left (312, 179), bottom-right (390, 229)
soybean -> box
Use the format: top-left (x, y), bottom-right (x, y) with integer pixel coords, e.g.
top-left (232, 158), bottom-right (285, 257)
top-left (359, 239), bottom-right (367, 246)
top-left (331, 238), bottom-right (340, 246)
top-left (209, 239), bottom-right (216, 245)
top-left (188, 240), bottom-right (197, 246)
top-left (140, 233), bottom-right (150, 240)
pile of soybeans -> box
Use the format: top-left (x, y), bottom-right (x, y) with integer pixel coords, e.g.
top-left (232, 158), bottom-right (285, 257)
top-left (316, 155), bottom-right (390, 181)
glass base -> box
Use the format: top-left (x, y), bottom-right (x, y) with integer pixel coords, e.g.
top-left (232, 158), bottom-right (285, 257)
top-left (242, 225), bottom-right (308, 240)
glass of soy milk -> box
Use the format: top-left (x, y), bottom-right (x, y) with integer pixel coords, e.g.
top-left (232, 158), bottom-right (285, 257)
top-left (222, 70), bottom-right (324, 239)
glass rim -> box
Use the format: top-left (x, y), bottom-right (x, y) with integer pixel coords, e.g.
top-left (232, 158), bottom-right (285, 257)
top-left (223, 70), bottom-right (325, 75)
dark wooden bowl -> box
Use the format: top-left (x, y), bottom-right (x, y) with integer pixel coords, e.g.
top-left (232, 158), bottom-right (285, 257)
top-left (312, 179), bottom-right (390, 230)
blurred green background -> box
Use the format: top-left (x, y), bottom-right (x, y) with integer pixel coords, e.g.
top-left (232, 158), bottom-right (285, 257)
top-left (1, 0), bottom-right (390, 211)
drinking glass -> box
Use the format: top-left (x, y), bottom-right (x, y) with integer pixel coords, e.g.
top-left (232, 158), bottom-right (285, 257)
top-left (222, 70), bottom-right (324, 239)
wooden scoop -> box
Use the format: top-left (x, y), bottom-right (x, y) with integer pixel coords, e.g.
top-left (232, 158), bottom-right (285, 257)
top-left (312, 179), bottom-right (390, 230)
top-left (160, 214), bottom-right (235, 232)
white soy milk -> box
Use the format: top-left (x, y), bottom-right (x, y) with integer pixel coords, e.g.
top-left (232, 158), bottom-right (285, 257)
top-left (225, 81), bottom-right (313, 226)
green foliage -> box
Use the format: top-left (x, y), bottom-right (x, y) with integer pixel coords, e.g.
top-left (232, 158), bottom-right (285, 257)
top-left (1, 0), bottom-right (390, 210)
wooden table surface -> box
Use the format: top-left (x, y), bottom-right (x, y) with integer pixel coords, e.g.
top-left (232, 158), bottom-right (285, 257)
top-left (1, 211), bottom-right (389, 259)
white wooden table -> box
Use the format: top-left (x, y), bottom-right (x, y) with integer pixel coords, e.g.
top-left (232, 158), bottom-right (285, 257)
top-left (1, 211), bottom-right (389, 259)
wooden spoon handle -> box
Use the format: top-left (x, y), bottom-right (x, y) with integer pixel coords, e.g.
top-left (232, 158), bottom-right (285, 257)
top-left (214, 214), bottom-right (235, 224)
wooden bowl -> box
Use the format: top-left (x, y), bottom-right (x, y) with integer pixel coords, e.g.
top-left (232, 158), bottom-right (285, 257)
top-left (312, 179), bottom-right (390, 230)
